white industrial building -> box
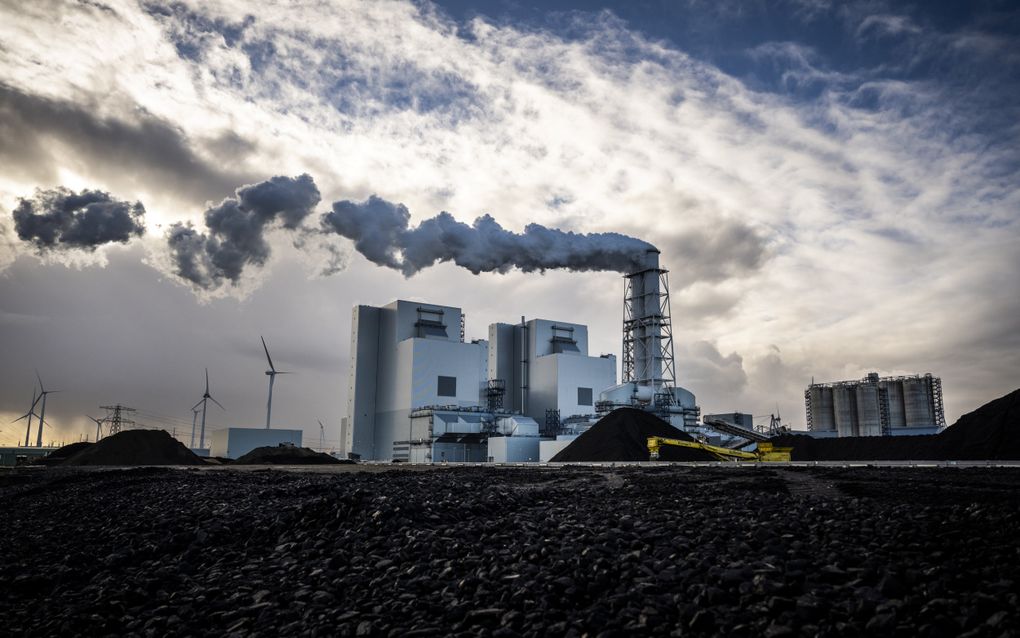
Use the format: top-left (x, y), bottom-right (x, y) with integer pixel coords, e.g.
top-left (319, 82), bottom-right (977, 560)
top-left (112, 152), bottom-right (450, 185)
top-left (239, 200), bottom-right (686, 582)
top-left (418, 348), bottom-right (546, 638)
top-left (347, 301), bottom-right (618, 462)
top-left (489, 318), bottom-right (616, 430)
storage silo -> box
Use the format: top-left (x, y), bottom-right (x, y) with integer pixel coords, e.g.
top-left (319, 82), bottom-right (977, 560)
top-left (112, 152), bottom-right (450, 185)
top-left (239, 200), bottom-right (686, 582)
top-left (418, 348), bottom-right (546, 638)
top-left (885, 380), bottom-right (906, 428)
top-left (805, 372), bottom-right (945, 438)
top-left (832, 385), bottom-right (858, 437)
top-left (808, 386), bottom-right (836, 432)
top-left (903, 377), bottom-right (934, 428)
top-left (855, 383), bottom-right (882, 437)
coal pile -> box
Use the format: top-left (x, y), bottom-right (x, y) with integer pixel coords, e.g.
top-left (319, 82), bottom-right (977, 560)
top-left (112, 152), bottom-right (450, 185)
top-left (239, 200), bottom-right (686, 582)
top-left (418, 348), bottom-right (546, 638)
top-left (773, 388), bottom-right (1020, 461)
top-left (61, 430), bottom-right (206, 466)
top-left (33, 441), bottom-right (93, 465)
top-left (235, 444), bottom-right (344, 465)
top-left (936, 387), bottom-right (1020, 459)
top-left (551, 408), bottom-right (716, 462)
top-left (1, 465), bottom-right (1018, 636)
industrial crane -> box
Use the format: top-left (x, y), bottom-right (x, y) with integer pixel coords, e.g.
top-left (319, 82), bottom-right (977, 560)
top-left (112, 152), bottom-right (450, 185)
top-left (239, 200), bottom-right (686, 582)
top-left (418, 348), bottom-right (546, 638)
top-left (647, 436), bottom-right (792, 462)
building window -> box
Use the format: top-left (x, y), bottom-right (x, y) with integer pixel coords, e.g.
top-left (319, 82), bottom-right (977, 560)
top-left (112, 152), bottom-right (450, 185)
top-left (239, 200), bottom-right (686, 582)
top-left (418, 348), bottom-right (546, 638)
top-left (577, 387), bottom-right (593, 406)
top-left (438, 376), bottom-right (457, 397)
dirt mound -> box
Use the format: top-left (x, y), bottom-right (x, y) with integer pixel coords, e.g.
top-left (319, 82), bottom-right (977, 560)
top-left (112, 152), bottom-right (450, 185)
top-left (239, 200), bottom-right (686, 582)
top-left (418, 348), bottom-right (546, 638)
top-left (63, 430), bottom-right (206, 466)
top-left (772, 388), bottom-right (1020, 461)
top-left (550, 408), bottom-right (715, 462)
top-left (34, 442), bottom-right (94, 465)
top-left (235, 445), bottom-right (344, 465)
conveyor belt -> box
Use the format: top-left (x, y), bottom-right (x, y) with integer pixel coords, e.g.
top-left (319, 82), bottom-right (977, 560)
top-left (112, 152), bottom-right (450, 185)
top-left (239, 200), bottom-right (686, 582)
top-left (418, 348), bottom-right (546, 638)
top-left (702, 418), bottom-right (768, 443)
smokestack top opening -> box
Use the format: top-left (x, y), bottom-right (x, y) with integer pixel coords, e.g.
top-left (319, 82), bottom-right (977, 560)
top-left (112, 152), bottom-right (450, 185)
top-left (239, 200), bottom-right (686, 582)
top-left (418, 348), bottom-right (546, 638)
top-left (626, 247), bottom-right (661, 276)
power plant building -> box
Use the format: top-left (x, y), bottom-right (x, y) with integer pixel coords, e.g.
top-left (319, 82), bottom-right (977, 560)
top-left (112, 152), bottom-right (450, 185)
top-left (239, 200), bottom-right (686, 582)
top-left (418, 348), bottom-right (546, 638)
top-left (805, 372), bottom-right (946, 437)
top-left (347, 301), bottom-right (619, 461)
top-left (489, 319), bottom-right (616, 431)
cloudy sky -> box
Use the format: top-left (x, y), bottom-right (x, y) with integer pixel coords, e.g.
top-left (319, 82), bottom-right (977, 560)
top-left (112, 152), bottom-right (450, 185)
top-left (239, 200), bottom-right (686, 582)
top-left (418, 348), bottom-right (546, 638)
top-left (1, 0), bottom-right (1018, 448)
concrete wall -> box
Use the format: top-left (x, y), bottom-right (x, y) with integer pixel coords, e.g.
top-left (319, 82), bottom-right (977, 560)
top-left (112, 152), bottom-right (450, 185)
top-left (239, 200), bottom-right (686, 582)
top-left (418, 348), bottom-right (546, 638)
top-left (210, 428), bottom-right (303, 459)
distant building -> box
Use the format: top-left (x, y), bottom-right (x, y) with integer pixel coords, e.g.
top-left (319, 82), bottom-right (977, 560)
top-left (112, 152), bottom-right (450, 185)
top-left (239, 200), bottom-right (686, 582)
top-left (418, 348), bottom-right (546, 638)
top-left (704, 412), bottom-right (754, 430)
top-left (210, 428), bottom-right (303, 459)
top-left (805, 372), bottom-right (946, 437)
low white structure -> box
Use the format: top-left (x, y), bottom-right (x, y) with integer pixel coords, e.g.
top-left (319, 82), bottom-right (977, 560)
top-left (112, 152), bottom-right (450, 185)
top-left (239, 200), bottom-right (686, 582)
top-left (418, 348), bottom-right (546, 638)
top-left (210, 428), bottom-right (303, 459)
top-left (488, 436), bottom-right (540, 463)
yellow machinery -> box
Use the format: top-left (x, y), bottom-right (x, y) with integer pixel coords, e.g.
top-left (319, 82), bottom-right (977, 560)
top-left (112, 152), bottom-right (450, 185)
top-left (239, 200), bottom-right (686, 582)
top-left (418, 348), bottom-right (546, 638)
top-left (647, 436), bottom-right (792, 462)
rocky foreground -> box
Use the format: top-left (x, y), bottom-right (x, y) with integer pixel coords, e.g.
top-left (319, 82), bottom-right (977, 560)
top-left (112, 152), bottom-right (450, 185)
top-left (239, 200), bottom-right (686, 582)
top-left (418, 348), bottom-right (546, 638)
top-left (1, 466), bottom-right (1018, 637)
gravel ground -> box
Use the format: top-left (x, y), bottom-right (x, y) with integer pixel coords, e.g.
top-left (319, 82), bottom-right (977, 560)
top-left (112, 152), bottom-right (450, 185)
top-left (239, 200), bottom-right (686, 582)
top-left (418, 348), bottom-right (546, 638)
top-left (1, 465), bottom-right (1018, 637)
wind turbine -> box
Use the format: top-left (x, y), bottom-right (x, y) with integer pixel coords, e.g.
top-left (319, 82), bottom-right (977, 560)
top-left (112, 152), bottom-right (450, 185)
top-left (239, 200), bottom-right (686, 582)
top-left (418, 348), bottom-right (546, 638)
top-left (86, 415), bottom-right (104, 442)
top-left (194, 368), bottom-right (224, 450)
top-left (189, 405), bottom-right (201, 448)
top-left (261, 337), bottom-right (290, 429)
top-left (35, 372), bottom-right (60, 447)
top-left (318, 419), bottom-right (325, 452)
top-left (12, 389), bottom-right (41, 447)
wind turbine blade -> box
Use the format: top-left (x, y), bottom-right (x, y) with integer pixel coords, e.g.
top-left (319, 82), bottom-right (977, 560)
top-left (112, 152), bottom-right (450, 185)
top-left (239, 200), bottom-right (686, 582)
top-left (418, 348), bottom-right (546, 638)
top-left (317, 419), bottom-right (324, 428)
top-left (210, 396), bottom-right (225, 410)
top-left (11, 413), bottom-right (30, 423)
top-left (275, 371), bottom-right (292, 375)
top-left (261, 336), bottom-right (276, 372)
top-left (36, 369), bottom-right (46, 393)
top-left (205, 368), bottom-right (210, 394)
top-left (192, 398), bottom-right (205, 411)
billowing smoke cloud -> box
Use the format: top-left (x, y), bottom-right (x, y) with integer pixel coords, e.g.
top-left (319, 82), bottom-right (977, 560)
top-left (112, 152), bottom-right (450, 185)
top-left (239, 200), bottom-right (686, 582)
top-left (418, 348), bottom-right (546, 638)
top-left (167, 174), bottom-right (321, 288)
top-left (12, 187), bottom-right (146, 250)
top-left (321, 195), bottom-right (656, 275)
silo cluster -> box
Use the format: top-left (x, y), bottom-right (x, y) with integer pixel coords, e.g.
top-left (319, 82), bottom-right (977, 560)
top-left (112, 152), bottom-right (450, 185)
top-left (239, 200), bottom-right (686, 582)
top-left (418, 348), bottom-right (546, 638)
top-left (805, 372), bottom-right (946, 437)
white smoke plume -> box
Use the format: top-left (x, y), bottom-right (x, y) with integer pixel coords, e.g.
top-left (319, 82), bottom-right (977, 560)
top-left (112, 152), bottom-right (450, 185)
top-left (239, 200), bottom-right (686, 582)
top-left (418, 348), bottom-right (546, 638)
top-left (321, 195), bottom-right (656, 276)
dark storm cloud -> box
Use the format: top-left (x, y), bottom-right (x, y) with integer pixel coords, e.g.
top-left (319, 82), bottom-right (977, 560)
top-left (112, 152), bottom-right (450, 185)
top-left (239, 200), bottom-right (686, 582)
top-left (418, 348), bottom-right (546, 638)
top-left (167, 174), bottom-right (321, 288)
top-left (12, 187), bottom-right (145, 251)
top-left (0, 83), bottom-right (253, 204)
top-left (662, 221), bottom-right (770, 287)
top-left (321, 195), bottom-right (656, 276)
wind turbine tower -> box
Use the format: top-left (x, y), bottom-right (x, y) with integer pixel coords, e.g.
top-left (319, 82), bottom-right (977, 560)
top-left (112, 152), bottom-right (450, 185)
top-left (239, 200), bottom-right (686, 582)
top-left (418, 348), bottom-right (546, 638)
top-left (86, 415), bottom-right (105, 442)
top-left (189, 405), bottom-right (200, 448)
top-left (35, 372), bottom-right (60, 447)
top-left (261, 337), bottom-right (289, 429)
top-left (13, 389), bottom-right (40, 447)
top-left (194, 368), bottom-right (224, 449)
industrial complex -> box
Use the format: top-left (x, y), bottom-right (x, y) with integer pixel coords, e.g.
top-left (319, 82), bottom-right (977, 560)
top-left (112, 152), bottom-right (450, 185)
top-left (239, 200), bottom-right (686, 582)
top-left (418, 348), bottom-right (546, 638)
top-left (345, 249), bottom-right (704, 462)
top-left (805, 372), bottom-right (946, 437)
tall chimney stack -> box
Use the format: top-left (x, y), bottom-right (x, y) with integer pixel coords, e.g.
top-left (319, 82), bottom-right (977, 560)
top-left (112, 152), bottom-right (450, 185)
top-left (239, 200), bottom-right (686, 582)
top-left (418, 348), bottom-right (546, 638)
top-left (622, 248), bottom-right (668, 400)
